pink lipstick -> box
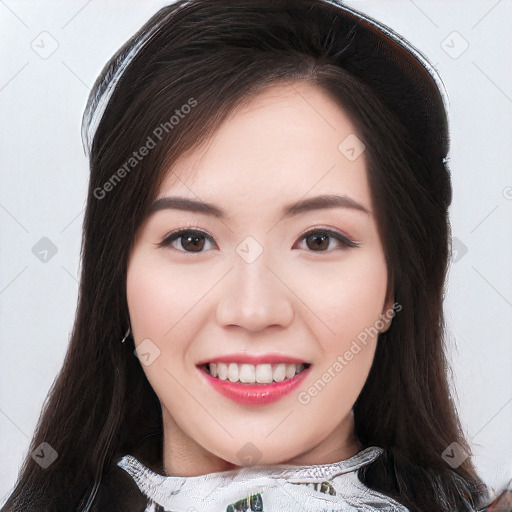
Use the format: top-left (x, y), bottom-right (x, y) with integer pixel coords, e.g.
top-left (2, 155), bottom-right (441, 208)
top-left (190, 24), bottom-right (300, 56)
top-left (196, 353), bottom-right (312, 405)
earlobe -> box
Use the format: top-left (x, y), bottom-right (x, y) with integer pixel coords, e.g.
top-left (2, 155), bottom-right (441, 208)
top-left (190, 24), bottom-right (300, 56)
top-left (379, 293), bottom-right (396, 334)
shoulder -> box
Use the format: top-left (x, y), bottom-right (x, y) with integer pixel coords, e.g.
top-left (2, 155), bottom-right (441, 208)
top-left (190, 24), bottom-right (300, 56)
top-left (90, 459), bottom-right (149, 512)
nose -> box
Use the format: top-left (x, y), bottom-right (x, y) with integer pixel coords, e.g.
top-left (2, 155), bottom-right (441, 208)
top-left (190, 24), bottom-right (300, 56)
top-left (216, 257), bottom-right (294, 332)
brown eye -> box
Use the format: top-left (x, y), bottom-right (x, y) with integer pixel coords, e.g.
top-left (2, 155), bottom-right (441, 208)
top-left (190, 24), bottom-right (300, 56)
top-left (299, 229), bottom-right (360, 252)
top-left (180, 233), bottom-right (205, 252)
top-left (159, 230), bottom-right (216, 253)
top-left (305, 233), bottom-right (329, 251)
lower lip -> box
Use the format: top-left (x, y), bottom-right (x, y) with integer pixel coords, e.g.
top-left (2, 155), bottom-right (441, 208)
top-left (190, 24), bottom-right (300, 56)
top-left (198, 365), bottom-right (311, 405)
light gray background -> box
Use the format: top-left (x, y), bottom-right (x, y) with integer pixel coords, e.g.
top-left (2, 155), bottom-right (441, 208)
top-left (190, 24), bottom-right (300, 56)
top-left (1, 0), bottom-right (511, 506)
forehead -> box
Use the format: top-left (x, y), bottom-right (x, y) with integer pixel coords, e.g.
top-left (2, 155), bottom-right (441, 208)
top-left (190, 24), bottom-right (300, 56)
top-left (156, 82), bottom-right (371, 214)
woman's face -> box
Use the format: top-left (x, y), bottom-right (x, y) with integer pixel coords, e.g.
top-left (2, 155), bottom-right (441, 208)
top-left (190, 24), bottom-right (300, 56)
top-left (126, 81), bottom-right (394, 475)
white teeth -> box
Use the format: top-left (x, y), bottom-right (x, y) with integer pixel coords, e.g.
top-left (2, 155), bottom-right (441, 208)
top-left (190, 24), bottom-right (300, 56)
top-left (285, 363), bottom-right (296, 379)
top-left (228, 362), bottom-right (239, 382)
top-left (255, 364), bottom-right (273, 383)
top-left (273, 363), bottom-right (286, 382)
top-left (217, 363), bottom-right (228, 380)
top-left (239, 364), bottom-right (255, 383)
top-left (206, 362), bottom-right (308, 383)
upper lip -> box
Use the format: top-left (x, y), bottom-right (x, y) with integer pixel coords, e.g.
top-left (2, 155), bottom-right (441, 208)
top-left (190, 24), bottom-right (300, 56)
top-left (196, 353), bottom-right (310, 366)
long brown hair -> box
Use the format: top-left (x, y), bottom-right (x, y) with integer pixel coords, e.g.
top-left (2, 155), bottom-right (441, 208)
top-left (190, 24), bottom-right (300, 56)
top-left (2, 1), bottom-right (490, 510)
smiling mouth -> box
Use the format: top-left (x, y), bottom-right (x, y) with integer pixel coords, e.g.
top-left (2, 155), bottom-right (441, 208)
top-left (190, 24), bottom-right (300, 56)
top-left (199, 362), bottom-right (311, 384)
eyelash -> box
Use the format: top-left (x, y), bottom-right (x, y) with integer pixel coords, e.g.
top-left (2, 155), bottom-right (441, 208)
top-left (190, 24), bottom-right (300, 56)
top-left (157, 227), bottom-right (360, 253)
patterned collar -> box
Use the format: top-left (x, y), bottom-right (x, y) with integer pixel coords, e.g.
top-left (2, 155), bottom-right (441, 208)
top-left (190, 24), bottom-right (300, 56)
top-left (117, 446), bottom-right (409, 512)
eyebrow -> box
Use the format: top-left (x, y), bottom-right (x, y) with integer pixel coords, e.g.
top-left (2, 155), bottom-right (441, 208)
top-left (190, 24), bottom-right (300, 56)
top-left (148, 194), bottom-right (371, 219)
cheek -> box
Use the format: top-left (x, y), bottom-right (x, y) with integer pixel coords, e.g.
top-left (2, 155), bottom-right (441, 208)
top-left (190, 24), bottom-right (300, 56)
top-left (126, 251), bottom-right (208, 338)
top-left (293, 249), bottom-right (388, 345)
top-left (295, 252), bottom-right (386, 425)
top-left (126, 261), bottom-right (171, 335)
top-left (125, 252), bottom-right (204, 390)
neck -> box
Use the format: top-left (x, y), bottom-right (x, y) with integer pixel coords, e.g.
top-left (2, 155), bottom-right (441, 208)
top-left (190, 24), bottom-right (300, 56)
top-left (161, 406), bottom-right (362, 477)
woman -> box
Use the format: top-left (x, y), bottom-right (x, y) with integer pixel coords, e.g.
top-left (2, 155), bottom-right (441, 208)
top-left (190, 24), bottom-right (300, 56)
top-left (1, 0), bottom-right (493, 511)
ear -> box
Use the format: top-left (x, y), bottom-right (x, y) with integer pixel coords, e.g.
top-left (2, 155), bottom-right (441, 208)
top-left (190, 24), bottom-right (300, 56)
top-left (378, 292), bottom-right (396, 334)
